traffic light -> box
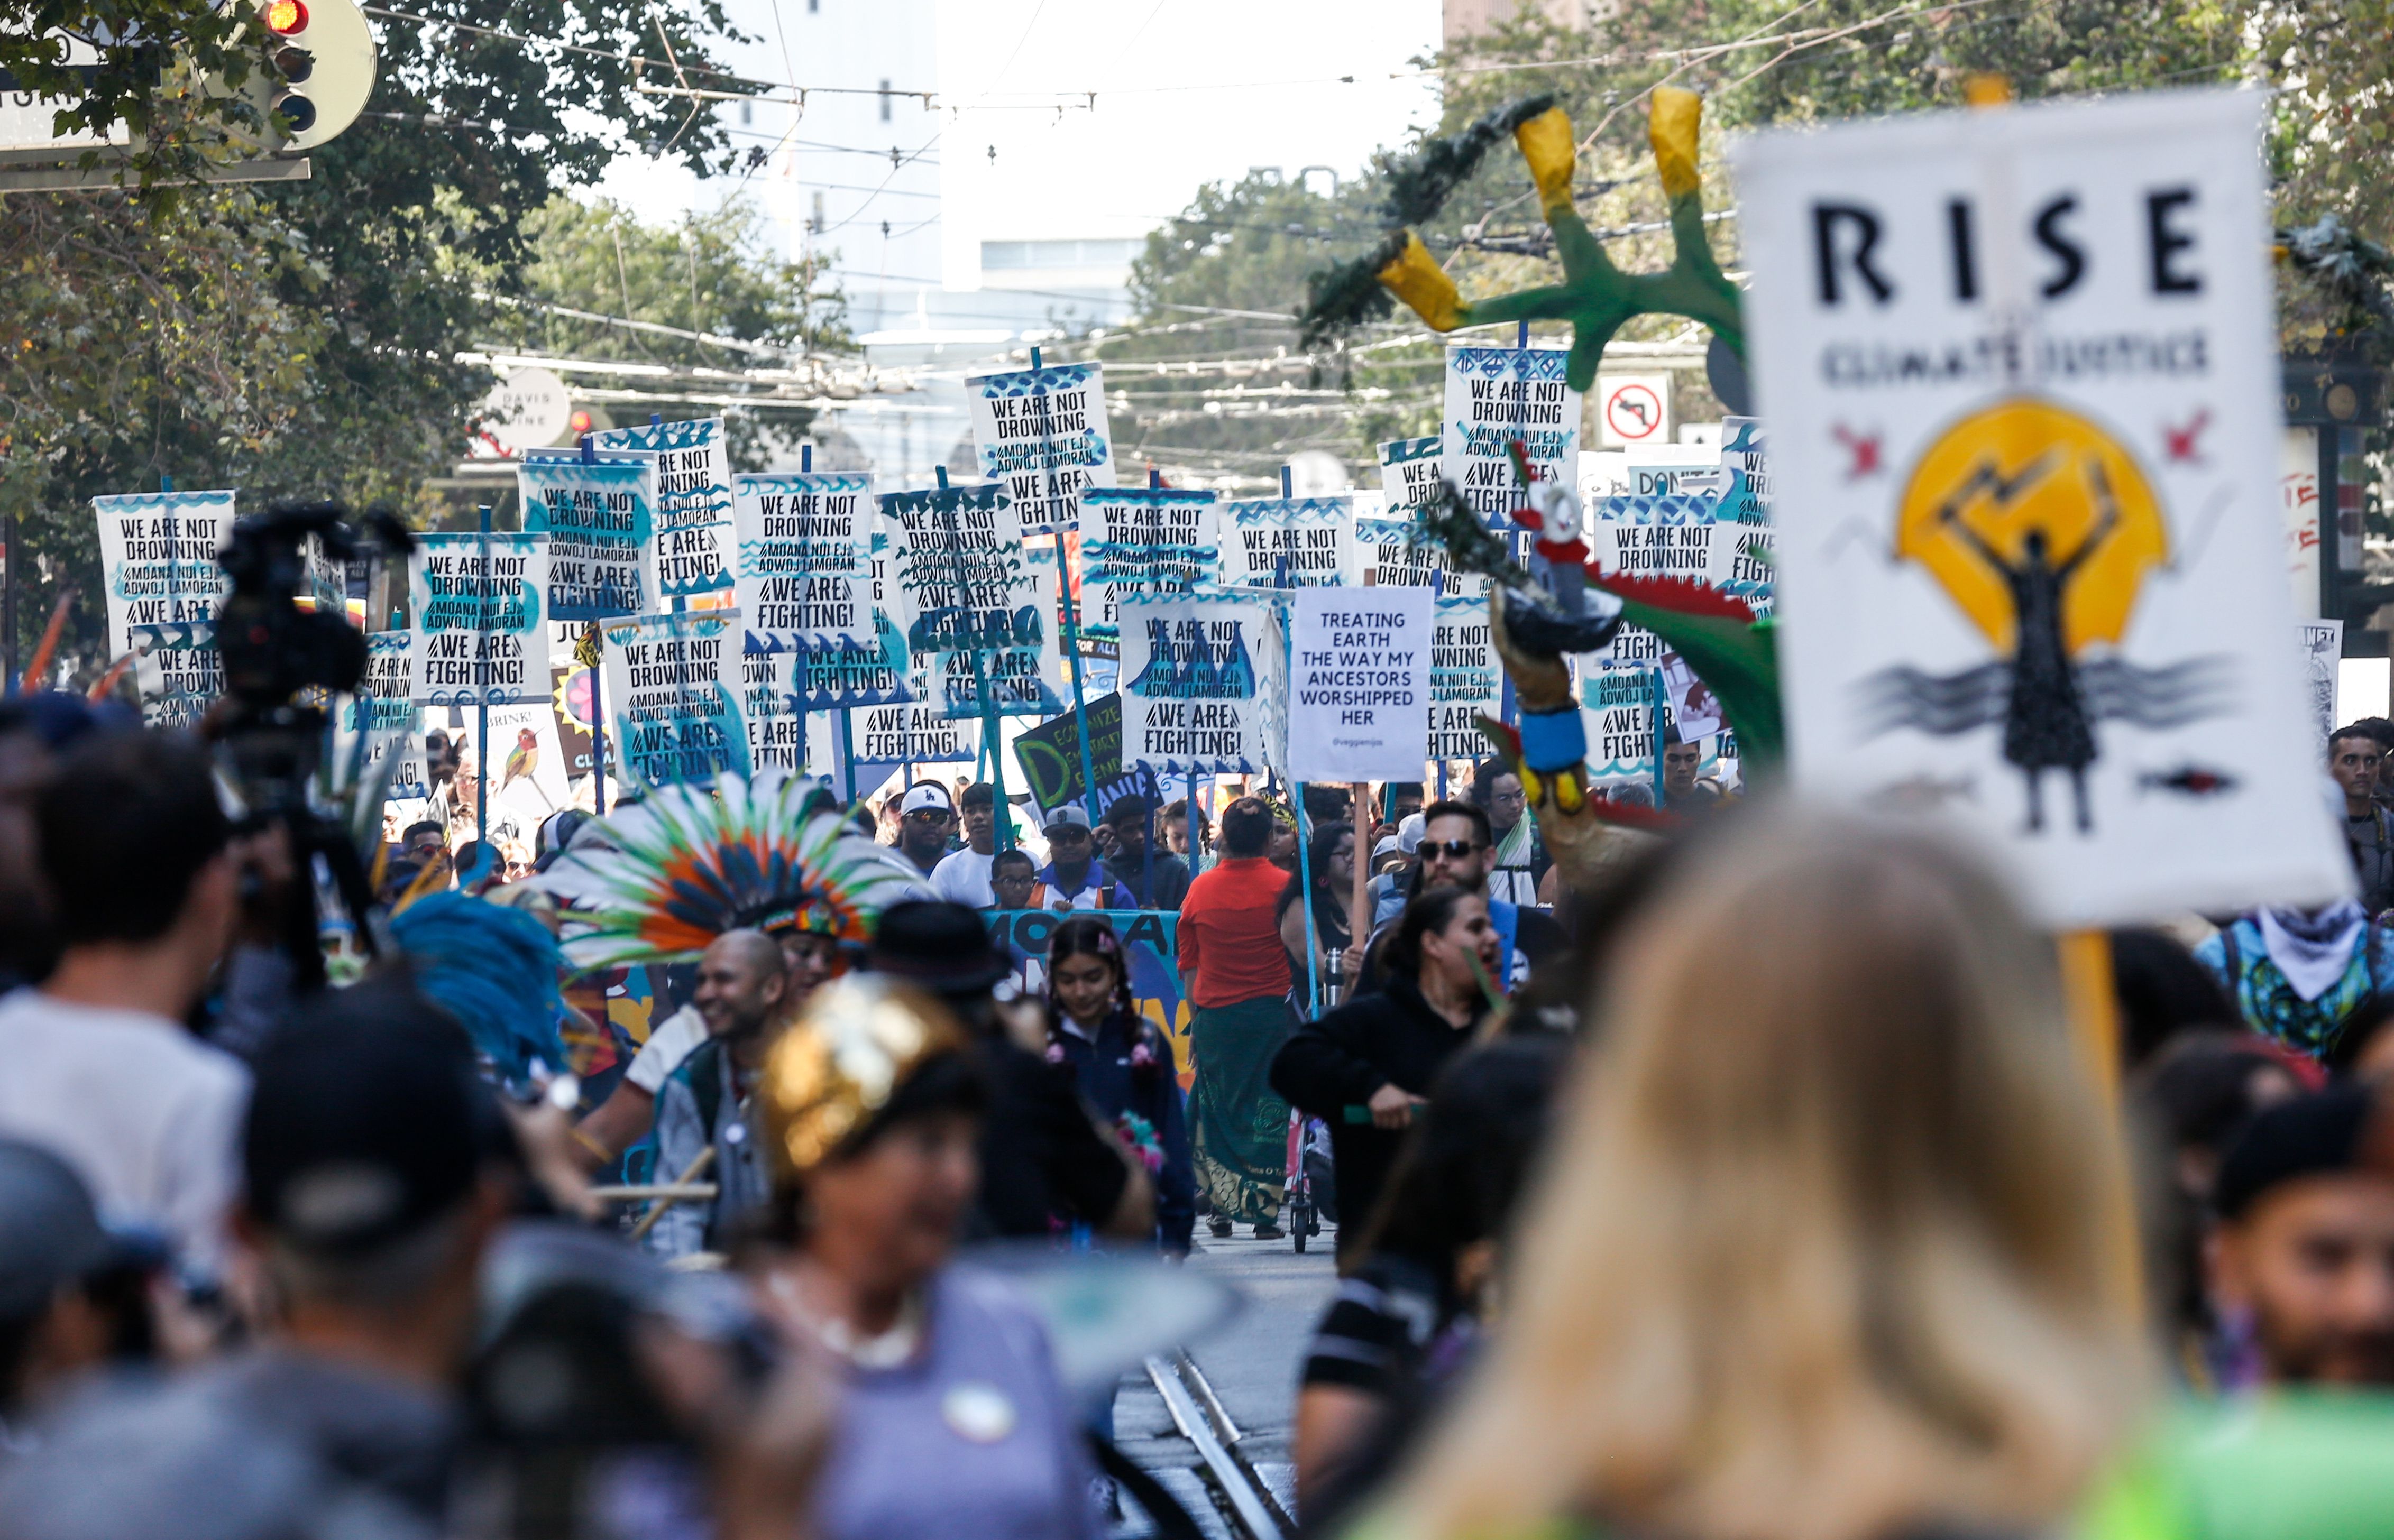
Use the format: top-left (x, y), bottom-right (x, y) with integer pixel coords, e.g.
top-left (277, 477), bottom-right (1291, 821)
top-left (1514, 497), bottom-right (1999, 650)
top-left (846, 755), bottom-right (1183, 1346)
top-left (214, 0), bottom-right (374, 151)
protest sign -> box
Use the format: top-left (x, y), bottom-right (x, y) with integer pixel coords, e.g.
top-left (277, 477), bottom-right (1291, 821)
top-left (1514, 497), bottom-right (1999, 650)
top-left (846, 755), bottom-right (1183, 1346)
top-left (2298, 621), bottom-right (2343, 748)
top-left (1117, 594), bottom-right (1280, 775)
top-left (987, 908), bottom-right (1191, 1086)
top-left (1713, 416), bottom-right (1776, 607)
top-left (1442, 345), bottom-right (1581, 526)
top-left (342, 632), bottom-right (428, 799)
top-left (549, 661), bottom-right (598, 783)
top-left (966, 362), bottom-right (1116, 536)
top-left (1379, 435), bottom-right (1445, 509)
top-left (1623, 443), bottom-right (1727, 497)
top-left (741, 649), bottom-right (814, 772)
top-left (1579, 666), bottom-right (1663, 800)
top-left (1217, 495), bottom-right (1359, 589)
top-left (93, 490), bottom-right (233, 662)
top-left (882, 483), bottom-right (1064, 719)
top-left (1356, 508), bottom-right (1445, 591)
top-left (732, 471), bottom-right (874, 655)
top-left (447, 702), bottom-right (572, 835)
top-left (851, 691), bottom-right (979, 766)
top-left (517, 456), bottom-right (655, 622)
top-left (1010, 693), bottom-right (1161, 818)
top-left (590, 418), bottom-right (735, 602)
top-left (1585, 492), bottom-right (1721, 587)
top-left (1734, 88), bottom-right (2350, 923)
top-left (408, 533), bottom-right (548, 706)
top-left (1431, 595), bottom-right (1502, 761)
top-left (127, 621), bottom-right (221, 730)
top-left (1288, 587), bottom-right (1432, 783)
top-left (599, 610), bottom-right (749, 790)
top-left (1078, 487), bottom-right (1219, 650)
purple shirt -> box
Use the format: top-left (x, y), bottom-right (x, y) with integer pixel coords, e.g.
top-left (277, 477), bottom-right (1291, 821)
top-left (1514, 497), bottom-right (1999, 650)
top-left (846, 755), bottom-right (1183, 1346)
top-left (812, 1266), bottom-right (1099, 1540)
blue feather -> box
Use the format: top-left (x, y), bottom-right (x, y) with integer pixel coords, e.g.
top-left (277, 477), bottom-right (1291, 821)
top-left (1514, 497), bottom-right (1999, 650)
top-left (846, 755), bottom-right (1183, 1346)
top-left (389, 892), bottom-right (568, 1086)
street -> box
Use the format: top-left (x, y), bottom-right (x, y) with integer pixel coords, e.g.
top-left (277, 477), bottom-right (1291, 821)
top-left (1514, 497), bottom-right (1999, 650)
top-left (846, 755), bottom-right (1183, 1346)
top-left (1110, 1225), bottom-right (1342, 1537)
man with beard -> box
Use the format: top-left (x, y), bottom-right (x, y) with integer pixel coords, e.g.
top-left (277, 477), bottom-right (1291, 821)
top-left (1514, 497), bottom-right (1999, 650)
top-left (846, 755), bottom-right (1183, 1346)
top-left (2210, 1086), bottom-right (2394, 1385)
top-left (643, 930), bottom-right (790, 1258)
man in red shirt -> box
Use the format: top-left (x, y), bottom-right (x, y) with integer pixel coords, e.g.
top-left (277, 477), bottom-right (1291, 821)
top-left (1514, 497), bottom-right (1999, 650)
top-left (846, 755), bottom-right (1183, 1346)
top-left (1177, 795), bottom-right (1297, 1239)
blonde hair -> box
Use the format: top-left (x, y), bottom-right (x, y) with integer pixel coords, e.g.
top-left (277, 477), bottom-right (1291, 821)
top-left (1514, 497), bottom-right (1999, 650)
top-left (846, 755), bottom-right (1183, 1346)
top-left (1386, 813), bottom-right (2149, 1540)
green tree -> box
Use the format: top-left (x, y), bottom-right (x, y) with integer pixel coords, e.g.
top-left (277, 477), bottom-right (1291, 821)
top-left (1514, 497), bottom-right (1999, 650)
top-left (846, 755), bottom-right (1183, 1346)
top-left (0, 0), bottom-right (852, 678)
top-left (491, 195), bottom-right (850, 482)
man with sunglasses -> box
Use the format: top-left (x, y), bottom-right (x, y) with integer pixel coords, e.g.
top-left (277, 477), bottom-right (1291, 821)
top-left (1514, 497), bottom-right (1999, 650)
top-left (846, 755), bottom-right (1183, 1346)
top-left (1033, 805), bottom-right (1134, 911)
top-left (1401, 801), bottom-right (1568, 992)
top-left (894, 782), bottom-right (959, 879)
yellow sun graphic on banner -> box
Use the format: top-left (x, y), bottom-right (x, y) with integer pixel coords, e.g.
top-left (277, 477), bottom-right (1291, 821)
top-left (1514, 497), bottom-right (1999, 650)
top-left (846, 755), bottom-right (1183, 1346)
top-left (1894, 399), bottom-right (2169, 654)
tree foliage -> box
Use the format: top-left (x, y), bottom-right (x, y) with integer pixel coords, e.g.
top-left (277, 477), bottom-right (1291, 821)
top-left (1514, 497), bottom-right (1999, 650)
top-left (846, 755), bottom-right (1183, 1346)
top-left (0, 0), bottom-right (854, 677)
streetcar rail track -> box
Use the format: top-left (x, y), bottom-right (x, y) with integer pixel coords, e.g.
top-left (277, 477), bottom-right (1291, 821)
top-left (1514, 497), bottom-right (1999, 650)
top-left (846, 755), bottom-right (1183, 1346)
top-left (1141, 1349), bottom-right (1293, 1540)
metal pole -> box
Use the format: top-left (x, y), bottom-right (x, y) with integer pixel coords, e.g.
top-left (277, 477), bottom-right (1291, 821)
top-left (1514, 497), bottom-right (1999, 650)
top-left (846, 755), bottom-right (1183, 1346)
top-left (1294, 779), bottom-right (1323, 1020)
top-left (2, 513), bottom-right (16, 694)
top-left (587, 621), bottom-right (609, 816)
top-left (475, 503), bottom-right (491, 847)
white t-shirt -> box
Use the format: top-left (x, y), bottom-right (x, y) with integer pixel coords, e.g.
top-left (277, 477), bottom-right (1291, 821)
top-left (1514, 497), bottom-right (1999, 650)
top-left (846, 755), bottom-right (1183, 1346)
top-left (0, 991), bottom-right (249, 1275)
top-left (623, 1004), bottom-right (710, 1094)
top-left (931, 847), bottom-right (997, 908)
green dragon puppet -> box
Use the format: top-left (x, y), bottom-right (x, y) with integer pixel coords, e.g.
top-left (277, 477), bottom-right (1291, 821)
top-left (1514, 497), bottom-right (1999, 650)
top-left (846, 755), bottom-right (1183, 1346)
top-left (1305, 89), bottom-right (1778, 874)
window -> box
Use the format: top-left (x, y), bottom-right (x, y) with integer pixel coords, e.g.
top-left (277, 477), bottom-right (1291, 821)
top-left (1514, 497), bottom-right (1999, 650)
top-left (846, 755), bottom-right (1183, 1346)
top-left (739, 99), bottom-right (752, 125)
top-left (807, 0), bottom-right (817, 11)
top-left (878, 79), bottom-right (891, 122)
top-left (810, 192), bottom-right (825, 234)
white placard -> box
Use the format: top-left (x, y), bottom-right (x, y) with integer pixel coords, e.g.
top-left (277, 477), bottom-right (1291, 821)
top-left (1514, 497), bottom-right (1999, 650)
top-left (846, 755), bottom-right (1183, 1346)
top-left (1287, 587), bottom-right (1432, 783)
top-left (93, 491), bottom-right (234, 663)
top-left (966, 362), bottom-right (1116, 536)
top-left (1430, 595), bottom-right (1502, 761)
top-left (1217, 495), bottom-right (1359, 589)
top-left (518, 454), bottom-right (658, 622)
top-left (599, 609), bottom-right (749, 790)
top-left (408, 533), bottom-right (549, 706)
top-left (1117, 595), bottom-right (1280, 775)
top-left (1443, 345), bottom-right (1581, 527)
top-left (880, 484), bottom-right (1065, 720)
top-left (1733, 88), bottom-right (2352, 924)
top-left (126, 622), bottom-right (221, 730)
top-left (732, 471), bottom-right (875, 655)
top-left (1078, 487), bottom-right (1219, 649)
top-left (590, 418), bottom-right (736, 603)
top-left (345, 632), bottom-right (428, 799)
top-left (2298, 620), bottom-right (2343, 748)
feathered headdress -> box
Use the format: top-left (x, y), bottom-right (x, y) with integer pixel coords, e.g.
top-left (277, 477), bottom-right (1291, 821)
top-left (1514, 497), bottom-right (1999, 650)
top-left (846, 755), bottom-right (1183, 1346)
top-left (534, 769), bottom-right (924, 971)
top-left (386, 891), bottom-right (568, 1086)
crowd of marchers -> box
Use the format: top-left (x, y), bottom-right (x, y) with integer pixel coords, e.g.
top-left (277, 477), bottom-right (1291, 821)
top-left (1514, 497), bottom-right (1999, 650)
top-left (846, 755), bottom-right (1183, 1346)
top-left (0, 689), bottom-right (2389, 1540)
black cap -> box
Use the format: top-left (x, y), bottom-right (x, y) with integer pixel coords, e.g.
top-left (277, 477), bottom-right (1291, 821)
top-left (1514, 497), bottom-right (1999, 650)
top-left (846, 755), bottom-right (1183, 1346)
top-left (867, 900), bottom-right (1010, 996)
top-left (244, 974), bottom-right (483, 1256)
top-left (0, 1141), bottom-right (141, 1318)
top-left (2215, 1086), bottom-right (2379, 1221)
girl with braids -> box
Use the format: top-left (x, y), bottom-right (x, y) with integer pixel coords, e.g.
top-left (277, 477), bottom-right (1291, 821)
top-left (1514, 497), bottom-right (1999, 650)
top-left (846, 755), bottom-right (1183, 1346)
top-left (1043, 915), bottom-right (1195, 1255)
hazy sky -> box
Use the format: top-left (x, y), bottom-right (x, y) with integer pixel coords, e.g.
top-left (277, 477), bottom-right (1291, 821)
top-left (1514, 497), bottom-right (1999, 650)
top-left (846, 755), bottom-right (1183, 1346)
top-left (595, 0), bottom-right (1446, 246)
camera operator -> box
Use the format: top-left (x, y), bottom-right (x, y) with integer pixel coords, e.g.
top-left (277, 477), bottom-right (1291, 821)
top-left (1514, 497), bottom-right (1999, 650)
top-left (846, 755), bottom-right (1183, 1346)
top-left (0, 731), bottom-right (249, 1278)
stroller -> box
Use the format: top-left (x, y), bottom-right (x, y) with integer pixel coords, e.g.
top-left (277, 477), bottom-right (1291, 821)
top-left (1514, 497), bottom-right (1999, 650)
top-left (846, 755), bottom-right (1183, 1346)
top-left (1281, 1112), bottom-right (1335, 1253)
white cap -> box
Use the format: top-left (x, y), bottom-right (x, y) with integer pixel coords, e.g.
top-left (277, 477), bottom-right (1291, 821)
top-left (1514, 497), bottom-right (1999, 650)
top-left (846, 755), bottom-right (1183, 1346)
top-left (900, 782), bottom-right (954, 816)
top-left (1396, 810), bottom-right (1426, 853)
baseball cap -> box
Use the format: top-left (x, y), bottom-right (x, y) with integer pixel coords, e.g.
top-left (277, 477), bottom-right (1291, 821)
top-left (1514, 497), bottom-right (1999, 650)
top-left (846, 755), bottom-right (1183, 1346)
top-left (1396, 810), bottom-right (1426, 854)
top-left (0, 1140), bottom-right (141, 1318)
top-left (1044, 803), bottom-right (1093, 833)
top-left (2215, 1086), bottom-right (2382, 1222)
top-left (868, 899), bottom-right (1010, 996)
top-left (1373, 834), bottom-right (1404, 860)
top-left (244, 974), bottom-right (484, 1257)
top-left (900, 782), bottom-right (955, 817)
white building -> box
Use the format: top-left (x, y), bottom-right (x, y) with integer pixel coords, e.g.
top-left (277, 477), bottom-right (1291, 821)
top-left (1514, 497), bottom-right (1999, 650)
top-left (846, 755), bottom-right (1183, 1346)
top-left (600, 0), bottom-right (1439, 485)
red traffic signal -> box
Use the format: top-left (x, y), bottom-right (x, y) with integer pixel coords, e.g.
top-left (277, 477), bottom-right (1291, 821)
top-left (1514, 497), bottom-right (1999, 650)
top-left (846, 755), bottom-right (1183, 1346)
top-left (567, 410), bottom-right (595, 435)
top-left (262, 0), bottom-right (308, 34)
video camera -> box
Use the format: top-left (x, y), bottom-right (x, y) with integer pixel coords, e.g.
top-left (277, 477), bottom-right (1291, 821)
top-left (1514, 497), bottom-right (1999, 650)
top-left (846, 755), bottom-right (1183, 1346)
top-left (210, 500), bottom-right (414, 986)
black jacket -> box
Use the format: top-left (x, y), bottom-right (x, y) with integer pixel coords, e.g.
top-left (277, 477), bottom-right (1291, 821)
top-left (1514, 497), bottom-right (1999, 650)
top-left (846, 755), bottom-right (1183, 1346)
top-left (1269, 975), bottom-right (1482, 1256)
top-left (1048, 1009), bottom-right (1195, 1253)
